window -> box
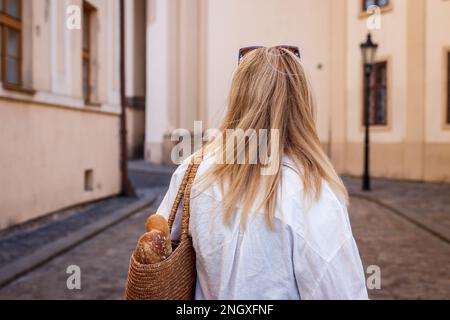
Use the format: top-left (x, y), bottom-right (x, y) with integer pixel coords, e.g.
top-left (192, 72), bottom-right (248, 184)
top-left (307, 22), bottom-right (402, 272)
top-left (364, 61), bottom-right (388, 126)
top-left (363, 0), bottom-right (390, 11)
top-left (447, 51), bottom-right (450, 124)
top-left (81, 1), bottom-right (97, 105)
top-left (82, 2), bottom-right (92, 102)
top-left (0, 0), bottom-right (21, 87)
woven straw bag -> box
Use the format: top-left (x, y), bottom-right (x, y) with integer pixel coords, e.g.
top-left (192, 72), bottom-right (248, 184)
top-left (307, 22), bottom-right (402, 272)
top-left (125, 161), bottom-right (200, 300)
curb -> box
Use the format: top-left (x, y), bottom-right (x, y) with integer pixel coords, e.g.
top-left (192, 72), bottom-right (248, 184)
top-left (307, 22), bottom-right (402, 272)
top-left (128, 162), bottom-right (176, 175)
top-left (0, 194), bottom-right (156, 288)
top-left (351, 192), bottom-right (450, 244)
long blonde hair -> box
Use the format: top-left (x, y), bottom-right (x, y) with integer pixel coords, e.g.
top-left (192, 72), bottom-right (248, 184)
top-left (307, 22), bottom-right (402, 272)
top-left (198, 46), bottom-right (348, 227)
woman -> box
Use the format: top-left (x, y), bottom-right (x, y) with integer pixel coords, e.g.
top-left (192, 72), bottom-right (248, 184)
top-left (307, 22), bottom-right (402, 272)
top-left (157, 46), bottom-right (368, 300)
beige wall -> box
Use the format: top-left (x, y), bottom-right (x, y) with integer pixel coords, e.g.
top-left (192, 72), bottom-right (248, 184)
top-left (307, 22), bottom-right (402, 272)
top-left (146, 0), bottom-right (175, 163)
top-left (204, 0), bottom-right (333, 142)
top-left (144, 0), bottom-right (450, 182)
top-left (145, 0), bottom-right (201, 163)
top-left (329, 0), bottom-right (348, 172)
top-left (0, 0), bottom-right (122, 229)
top-left (425, 0), bottom-right (450, 143)
top-left (347, 0), bottom-right (408, 145)
top-left (345, 0), bottom-right (409, 179)
top-left (35, 0), bottom-right (120, 103)
top-left (344, 0), bottom-right (450, 182)
top-left (423, 0), bottom-right (450, 182)
top-left (145, 0), bottom-right (337, 162)
top-left (0, 101), bottom-right (121, 229)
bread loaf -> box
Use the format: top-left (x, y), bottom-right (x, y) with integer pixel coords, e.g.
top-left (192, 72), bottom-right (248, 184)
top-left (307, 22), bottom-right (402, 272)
top-left (133, 214), bottom-right (173, 264)
top-left (146, 214), bottom-right (170, 237)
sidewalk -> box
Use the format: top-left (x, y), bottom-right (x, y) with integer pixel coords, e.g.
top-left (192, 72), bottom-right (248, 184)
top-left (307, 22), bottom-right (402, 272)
top-left (0, 163), bottom-right (165, 288)
top-left (343, 176), bottom-right (450, 243)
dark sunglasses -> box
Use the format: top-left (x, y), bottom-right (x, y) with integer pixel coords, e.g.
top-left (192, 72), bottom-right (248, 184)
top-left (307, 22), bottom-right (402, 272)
top-left (238, 45), bottom-right (301, 64)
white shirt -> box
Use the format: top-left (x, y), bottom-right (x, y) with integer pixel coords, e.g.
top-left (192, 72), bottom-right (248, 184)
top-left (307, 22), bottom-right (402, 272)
top-left (157, 155), bottom-right (369, 300)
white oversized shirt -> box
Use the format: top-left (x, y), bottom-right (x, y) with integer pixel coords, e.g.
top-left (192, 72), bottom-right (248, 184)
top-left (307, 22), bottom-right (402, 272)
top-left (157, 155), bottom-right (369, 300)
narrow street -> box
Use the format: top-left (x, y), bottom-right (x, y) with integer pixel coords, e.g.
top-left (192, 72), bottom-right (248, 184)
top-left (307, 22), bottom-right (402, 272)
top-left (0, 165), bottom-right (449, 299)
top-left (0, 204), bottom-right (161, 300)
top-left (1, 0), bottom-right (449, 306)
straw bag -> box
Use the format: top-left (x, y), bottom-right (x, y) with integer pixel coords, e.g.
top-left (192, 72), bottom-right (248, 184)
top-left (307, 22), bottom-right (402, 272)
top-left (124, 161), bottom-right (200, 300)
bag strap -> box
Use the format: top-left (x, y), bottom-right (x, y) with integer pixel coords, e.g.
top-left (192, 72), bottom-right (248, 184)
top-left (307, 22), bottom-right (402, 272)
top-left (167, 163), bottom-right (193, 231)
top-left (180, 163), bottom-right (200, 241)
top-left (167, 157), bottom-right (201, 239)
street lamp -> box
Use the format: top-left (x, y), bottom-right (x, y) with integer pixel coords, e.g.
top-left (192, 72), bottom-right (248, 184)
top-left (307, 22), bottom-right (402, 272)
top-left (360, 33), bottom-right (378, 191)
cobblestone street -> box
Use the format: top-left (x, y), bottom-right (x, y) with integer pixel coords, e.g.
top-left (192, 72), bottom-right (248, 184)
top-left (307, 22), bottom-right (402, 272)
top-left (350, 197), bottom-right (450, 299)
top-left (0, 165), bottom-right (449, 299)
top-left (1, 0), bottom-right (450, 306)
top-left (0, 195), bottom-right (165, 300)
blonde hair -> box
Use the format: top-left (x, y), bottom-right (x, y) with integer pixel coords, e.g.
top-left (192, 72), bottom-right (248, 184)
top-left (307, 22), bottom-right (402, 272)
top-left (198, 47), bottom-right (348, 227)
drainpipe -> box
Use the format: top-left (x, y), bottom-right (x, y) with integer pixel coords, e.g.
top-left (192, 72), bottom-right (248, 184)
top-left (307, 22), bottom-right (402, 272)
top-left (119, 0), bottom-right (135, 197)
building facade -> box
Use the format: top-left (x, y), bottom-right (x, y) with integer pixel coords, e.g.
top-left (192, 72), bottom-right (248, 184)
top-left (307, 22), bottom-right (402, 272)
top-left (343, 0), bottom-right (450, 182)
top-left (1, 0), bottom-right (449, 230)
top-left (0, 0), bottom-right (123, 229)
top-left (144, 0), bottom-right (450, 183)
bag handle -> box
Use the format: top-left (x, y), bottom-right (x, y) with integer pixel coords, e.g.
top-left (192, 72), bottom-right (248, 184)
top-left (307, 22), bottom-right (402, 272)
top-left (180, 163), bottom-right (200, 241)
top-left (167, 163), bottom-right (193, 231)
top-left (167, 157), bottom-right (201, 240)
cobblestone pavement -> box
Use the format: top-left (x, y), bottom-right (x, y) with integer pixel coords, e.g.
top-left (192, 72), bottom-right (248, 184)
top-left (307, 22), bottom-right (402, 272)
top-left (350, 197), bottom-right (450, 299)
top-left (344, 176), bottom-right (450, 240)
top-left (0, 165), bottom-right (449, 299)
top-left (0, 197), bottom-right (138, 267)
top-left (1, 192), bottom-right (449, 299)
top-left (0, 190), bottom-right (167, 300)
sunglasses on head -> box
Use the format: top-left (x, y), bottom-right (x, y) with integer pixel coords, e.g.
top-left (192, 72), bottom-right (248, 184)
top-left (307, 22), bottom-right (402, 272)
top-left (238, 45), bottom-right (301, 64)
